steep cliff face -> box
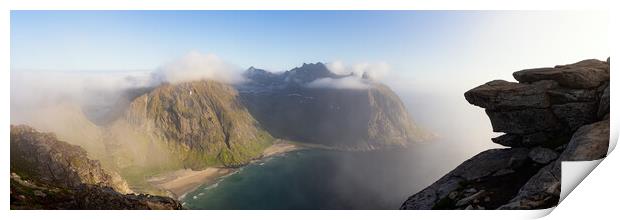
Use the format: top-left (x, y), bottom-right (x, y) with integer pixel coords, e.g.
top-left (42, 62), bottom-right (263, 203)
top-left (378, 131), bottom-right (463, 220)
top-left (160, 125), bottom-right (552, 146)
top-left (401, 58), bottom-right (610, 210)
top-left (108, 80), bottom-right (273, 169)
top-left (10, 125), bottom-right (182, 210)
top-left (239, 63), bottom-right (429, 150)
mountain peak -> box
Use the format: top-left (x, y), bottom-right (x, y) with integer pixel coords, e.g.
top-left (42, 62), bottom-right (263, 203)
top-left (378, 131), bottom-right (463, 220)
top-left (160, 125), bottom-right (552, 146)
top-left (284, 62), bottom-right (337, 84)
top-left (299, 62), bottom-right (328, 71)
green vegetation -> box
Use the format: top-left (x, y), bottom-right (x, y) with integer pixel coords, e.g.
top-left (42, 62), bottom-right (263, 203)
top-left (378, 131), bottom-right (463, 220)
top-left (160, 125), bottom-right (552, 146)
top-left (119, 165), bottom-right (180, 196)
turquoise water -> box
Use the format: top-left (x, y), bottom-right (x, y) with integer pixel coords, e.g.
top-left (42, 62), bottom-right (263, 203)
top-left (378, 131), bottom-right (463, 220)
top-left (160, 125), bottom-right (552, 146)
top-left (182, 144), bottom-right (468, 209)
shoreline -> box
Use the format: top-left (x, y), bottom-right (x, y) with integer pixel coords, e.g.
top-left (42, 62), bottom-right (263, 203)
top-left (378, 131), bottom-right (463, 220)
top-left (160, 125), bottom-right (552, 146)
top-left (146, 139), bottom-right (303, 200)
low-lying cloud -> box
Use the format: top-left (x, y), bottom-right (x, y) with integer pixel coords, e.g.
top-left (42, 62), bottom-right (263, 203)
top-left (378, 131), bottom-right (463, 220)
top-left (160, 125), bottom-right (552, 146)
top-left (326, 61), bottom-right (391, 80)
top-left (306, 76), bottom-right (369, 90)
top-left (153, 51), bottom-right (244, 84)
top-left (11, 69), bottom-right (153, 111)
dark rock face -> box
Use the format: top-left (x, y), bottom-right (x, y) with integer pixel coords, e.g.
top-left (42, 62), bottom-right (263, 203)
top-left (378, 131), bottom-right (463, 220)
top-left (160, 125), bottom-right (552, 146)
top-left (402, 58), bottom-right (610, 210)
top-left (528, 147), bottom-right (558, 165)
top-left (597, 83), bottom-right (610, 118)
top-left (464, 80), bottom-right (556, 110)
top-left (10, 125), bottom-right (182, 210)
top-left (485, 108), bottom-right (563, 135)
top-left (238, 63), bottom-right (430, 150)
top-left (558, 119), bottom-right (610, 161)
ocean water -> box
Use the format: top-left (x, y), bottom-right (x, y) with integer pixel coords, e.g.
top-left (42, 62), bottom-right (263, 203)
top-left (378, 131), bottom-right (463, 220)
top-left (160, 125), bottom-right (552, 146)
top-left (182, 141), bottom-right (486, 210)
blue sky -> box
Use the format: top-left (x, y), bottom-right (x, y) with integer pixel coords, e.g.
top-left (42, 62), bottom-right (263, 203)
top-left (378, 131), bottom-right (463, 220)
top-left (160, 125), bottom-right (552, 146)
top-left (11, 11), bottom-right (474, 71)
top-left (11, 11), bottom-right (609, 91)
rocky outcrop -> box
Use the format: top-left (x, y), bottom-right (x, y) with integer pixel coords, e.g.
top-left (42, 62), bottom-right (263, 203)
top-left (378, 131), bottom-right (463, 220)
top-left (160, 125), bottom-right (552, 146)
top-left (513, 59), bottom-right (609, 89)
top-left (11, 173), bottom-right (182, 210)
top-left (466, 59), bottom-right (609, 148)
top-left (10, 125), bottom-right (182, 210)
top-left (402, 58), bottom-right (610, 210)
top-left (239, 63), bottom-right (430, 150)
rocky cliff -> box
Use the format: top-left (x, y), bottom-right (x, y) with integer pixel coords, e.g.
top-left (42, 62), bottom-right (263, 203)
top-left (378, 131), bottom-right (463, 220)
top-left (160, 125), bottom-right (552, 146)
top-left (239, 63), bottom-right (430, 150)
top-left (401, 58), bottom-right (610, 210)
top-left (107, 80), bottom-right (273, 169)
top-left (10, 125), bottom-right (182, 210)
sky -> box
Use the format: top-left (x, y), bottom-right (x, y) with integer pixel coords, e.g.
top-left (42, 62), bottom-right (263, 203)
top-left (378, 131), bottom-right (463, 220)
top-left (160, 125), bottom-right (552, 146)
top-left (11, 11), bottom-right (609, 89)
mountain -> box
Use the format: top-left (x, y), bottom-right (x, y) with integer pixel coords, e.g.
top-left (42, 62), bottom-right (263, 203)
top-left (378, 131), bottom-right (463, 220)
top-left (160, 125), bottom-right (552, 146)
top-left (238, 62), bottom-right (430, 150)
top-left (107, 80), bottom-right (274, 170)
top-left (401, 58), bottom-right (610, 210)
top-left (10, 125), bottom-right (182, 210)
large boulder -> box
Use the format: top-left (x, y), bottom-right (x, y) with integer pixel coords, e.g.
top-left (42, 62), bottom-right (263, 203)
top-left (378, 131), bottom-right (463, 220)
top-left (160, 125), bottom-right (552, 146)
top-left (464, 80), bottom-right (556, 110)
top-left (465, 58), bottom-right (609, 148)
top-left (559, 119), bottom-right (609, 161)
top-left (513, 59), bottom-right (609, 89)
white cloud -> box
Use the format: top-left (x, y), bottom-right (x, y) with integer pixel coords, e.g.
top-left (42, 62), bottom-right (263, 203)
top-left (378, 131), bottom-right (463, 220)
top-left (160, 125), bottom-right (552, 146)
top-left (11, 70), bottom-right (153, 108)
top-left (355, 62), bottom-right (390, 80)
top-left (154, 51), bottom-right (244, 84)
top-left (326, 61), bottom-right (391, 80)
top-left (306, 76), bottom-right (369, 90)
top-left (326, 61), bottom-right (348, 75)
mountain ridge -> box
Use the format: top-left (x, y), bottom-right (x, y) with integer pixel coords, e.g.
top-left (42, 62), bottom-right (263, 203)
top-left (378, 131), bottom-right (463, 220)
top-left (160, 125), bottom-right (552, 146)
top-left (238, 62), bottom-right (431, 150)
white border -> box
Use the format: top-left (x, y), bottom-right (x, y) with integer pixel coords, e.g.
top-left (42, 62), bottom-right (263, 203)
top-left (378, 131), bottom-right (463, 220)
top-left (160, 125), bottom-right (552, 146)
top-left (2, 1), bottom-right (618, 219)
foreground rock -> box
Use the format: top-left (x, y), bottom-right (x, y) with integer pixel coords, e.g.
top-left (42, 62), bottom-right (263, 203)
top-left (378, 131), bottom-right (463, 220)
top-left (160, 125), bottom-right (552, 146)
top-left (402, 58), bottom-right (610, 210)
top-left (10, 125), bottom-right (182, 210)
top-left (11, 125), bottom-right (131, 194)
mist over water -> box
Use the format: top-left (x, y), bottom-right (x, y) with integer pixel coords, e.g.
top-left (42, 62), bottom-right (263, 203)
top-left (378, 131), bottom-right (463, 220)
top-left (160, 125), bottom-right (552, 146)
top-left (183, 136), bottom-right (495, 209)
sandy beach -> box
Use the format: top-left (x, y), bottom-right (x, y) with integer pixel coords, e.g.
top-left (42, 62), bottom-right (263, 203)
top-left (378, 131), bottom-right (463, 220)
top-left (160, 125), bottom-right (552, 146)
top-left (147, 167), bottom-right (235, 199)
top-left (260, 140), bottom-right (302, 158)
top-left (147, 140), bottom-right (303, 199)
